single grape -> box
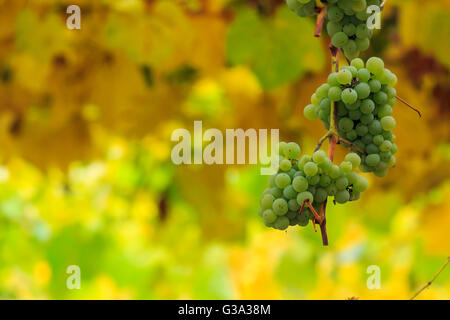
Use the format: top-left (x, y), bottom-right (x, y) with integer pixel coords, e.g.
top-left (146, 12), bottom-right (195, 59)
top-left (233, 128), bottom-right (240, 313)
top-left (292, 176), bottom-right (308, 193)
top-left (335, 176), bottom-right (349, 190)
top-left (365, 154), bottom-right (381, 167)
top-left (304, 162), bottom-right (319, 176)
top-left (381, 116), bottom-right (396, 131)
top-left (366, 57), bottom-right (385, 76)
top-left (340, 161), bottom-right (353, 173)
top-left (345, 152), bottom-right (362, 168)
top-left (280, 159), bottom-right (292, 171)
top-left (342, 88), bottom-right (358, 104)
top-left (273, 198), bottom-right (289, 216)
top-left (275, 173), bottom-right (291, 189)
top-left (263, 209), bottom-right (277, 223)
top-left (297, 191), bottom-right (314, 206)
top-left (335, 190), bottom-right (350, 204)
top-left (285, 142), bottom-right (301, 159)
top-left (274, 216), bottom-right (290, 230)
top-left (304, 104), bottom-right (318, 120)
top-left (261, 194), bottom-right (275, 209)
top-left (337, 68), bottom-right (353, 84)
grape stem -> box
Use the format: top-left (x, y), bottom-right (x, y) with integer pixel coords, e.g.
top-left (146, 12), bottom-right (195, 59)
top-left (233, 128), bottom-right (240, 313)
top-left (396, 95), bottom-right (422, 117)
top-left (410, 257), bottom-right (450, 300)
top-left (305, 200), bottom-right (323, 224)
top-left (314, 7), bottom-right (327, 38)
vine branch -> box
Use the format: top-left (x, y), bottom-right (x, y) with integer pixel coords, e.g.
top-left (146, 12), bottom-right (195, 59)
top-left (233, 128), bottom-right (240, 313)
top-left (314, 7), bottom-right (327, 38)
top-left (396, 95), bottom-right (422, 118)
top-left (410, 257), bottom-right (450, 300)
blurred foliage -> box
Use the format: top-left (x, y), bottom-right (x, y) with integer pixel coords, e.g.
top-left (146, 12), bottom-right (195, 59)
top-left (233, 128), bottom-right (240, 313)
top-left (0, 0), bottom-right (449, 299)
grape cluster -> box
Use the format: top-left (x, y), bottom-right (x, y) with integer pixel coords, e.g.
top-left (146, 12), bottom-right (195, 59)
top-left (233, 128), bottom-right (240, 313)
top-left (286, 0), bottom-right (382, 60)
top-left (259, 142), bottom-right (368, 230)
top-left (286, 0), bottom-right (317, 17)
top-left (303, 57), bottom-right (398, 177)
top-left (326, 0), bottom-right (381, 59)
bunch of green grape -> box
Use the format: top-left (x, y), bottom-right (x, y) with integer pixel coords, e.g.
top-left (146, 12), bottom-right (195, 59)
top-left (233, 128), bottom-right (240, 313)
top-left (303, 57), bottom-right (398, 177)
top-left (286, 0), bottom-right (382, 60)
top-left (259, 142), bottom-right (368, 230)
top-left (326, 0), bottom-right (381, 59)
top-left (286, 0), bottom-right (318, 17)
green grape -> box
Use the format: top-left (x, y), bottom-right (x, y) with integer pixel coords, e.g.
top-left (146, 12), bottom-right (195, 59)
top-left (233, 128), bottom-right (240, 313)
top-left (319, 175), bottom-right (331, 188)
top-left (304, 104), bottom-right (318, 120)
top-left (362, 133), bottom-right (373, 145)
top-left (382, 130), bottom-right (393, 140)
top-left (268, 187), bottom-right (283, 198)
top-left (328, 72), bottom-right (340, 86)
top-left (346, 129), bottom-right (358, 140)
top-left (297, 191), bottom-right (314, 206)
top-left (288, 199), bottom-right (300, 212)
top-left (279, 142), bottom-right (288, 156)
top-left (351, 58), bottom-right (365, 69)
top-left (332, 32), bottom-right (349, 48)
top-left (343, 23), bottom-right (356, 36)
top-left (292, 176), bottom-right (308, 192)
top-left (345, 152), bottom-right (362, 167)
top-left (312, 150), bottom-right (327, 164)
top-left (373, 135), bottom-right (384, 146)
top-left (369, 120), bottom-right (382, 135)
top-left (377, 104), bottom-right (392, 118)
top-left (327, 21), bottom-right (342, 36)
top-left (335, 176), bottom-right (349, 190)
top-left (369, 79), bottom-right (381, 93)
top-left (273, 198), bottom-right (289, 216)
top-left (304, 162), bottom-right (318, 176)
top-left (335, 190), bottom-right (350, 204)
top-left (356, 123), bottom-right (369, 136)
top-left (366, 143), bottom-right (379, 154)
top-left (344, 40), bottom-right (358, 55)
top-left (261, 194), bottom-right (275, 209)
top-left (283, 185), bottom-right (298, 200)
top-left (360, 99), bottom-right (375, 114)
top-left (298, 209), bottom-right (310, 226)
top-left (319, 98), bottom-right (331, 114)
top-left (328, 5), bottom-right (345, 22)
top-left (353, 176), bottom-right (368, 192)
top-left (352, 0), bottom-right (367, 12)
top-left (357, 68), bottom-right (371, 82)
top-left (337, 68), bottom-right (353, 84)
top-left (328, 86), bottom-right (343, 102)
top-left (308, 175), bottom-right (320, 186)
top-left (341, 88), bottom-right (358, 104)
top-left (263, 209), bottom-right (277, 223)
top-left (326, 184), bottom-right (338, 196)
top-left (274, 216), bottom-right (290, 230)
top-left (374, 91), bottom-right (388, 104)
top-left (355, 37), bottom-right (370, 51)
top-left (315, 188), bottom-right (328, 203)
top-left (374, 168), bottom-right (388, 178)
top-left (346, 171), bottom-right (359, 185)
top-left (379, 140), bottom-right (393, 152)
top-left (379, 151), bottom-right (392, 161)
top-left (280, 159), bottom-right (292, 171)
top-left (338, 117), bottom-right (354, 132)
top-left (365, 154), bottom-right (381, 166)
top-left (360, 113), bottom-right (374, 125)
top-left (287, 168), bottom-right (297, 179)
top-left (346, 100), bottom-right (361, 110)
top-left (381, 116), bottom-right (396, 130)
top-left (298, 155), bottom-right (311, 169)
top-left (311, 93), bottom-right (320, 105)
top-left (316, 83), bottom-right (330, 99)
top-left (356, 24), bottom-right (370, 39)
top-left (387, 155), bottom-right (396, 167)
top-left (285, 142), bottom-right (301, 159)
top-left (391, 143), bottom-right (398, 154)
top-left (318, 157), bottom-right (333, 172)
top-left (329, 165), bottom-right (342, 179)
top-left (340, 161), bottom-right (353, 173)
top-left (354, 82), bottom-right (370, 99)
top-left (275, 173), bottom-right (291, 188)
top-left (366, 57), bottom-right (385, 76)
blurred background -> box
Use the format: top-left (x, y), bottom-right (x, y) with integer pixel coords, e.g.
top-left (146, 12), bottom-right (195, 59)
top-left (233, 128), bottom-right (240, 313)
top-left (0, 0), bottom-right (449, 299)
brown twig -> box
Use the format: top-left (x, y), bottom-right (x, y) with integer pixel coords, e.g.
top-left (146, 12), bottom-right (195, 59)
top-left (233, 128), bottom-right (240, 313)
top-left (299, 200), bottom-right (306, 216)
top-left (396, 95), bottom-right (422, 118)
top-left (338, 137), bottom-right (366, 154)
top-left (305, 200), bottom-right (322, 224)
top-left (410, 257), bottom-right (450, 300)
top-left (314, 7), bottom-right (327, 37)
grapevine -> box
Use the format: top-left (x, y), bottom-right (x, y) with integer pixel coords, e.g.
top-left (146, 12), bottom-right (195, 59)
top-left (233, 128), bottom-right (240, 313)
top-left (258, 0), bottom-right (420, 246)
